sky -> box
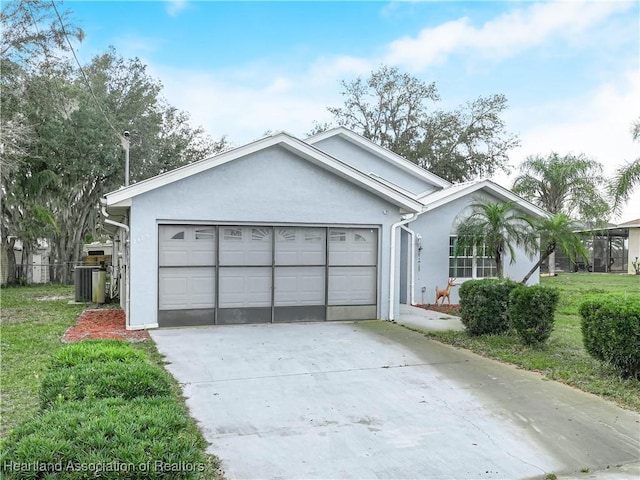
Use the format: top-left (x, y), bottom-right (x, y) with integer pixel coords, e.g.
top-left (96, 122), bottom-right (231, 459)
top-left (67, 0), bottom-right (639, 222)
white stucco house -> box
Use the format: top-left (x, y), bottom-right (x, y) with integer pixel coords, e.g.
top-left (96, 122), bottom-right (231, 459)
top-left (101, 127), bottom-right (548, 330)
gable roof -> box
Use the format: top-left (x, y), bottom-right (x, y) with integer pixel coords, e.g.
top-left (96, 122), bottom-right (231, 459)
top-left (418, 179), bottom-right (550, 218)
top-left (104, 131), bottom-right (423, 213)
top-left (305, 127), bottom-right (451, 190)
top-left (617, 218), bottom-right (640, 227)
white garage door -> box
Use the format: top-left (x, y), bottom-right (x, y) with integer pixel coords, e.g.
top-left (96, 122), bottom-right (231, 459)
top-left (158, 225), bottom-right (378, 326)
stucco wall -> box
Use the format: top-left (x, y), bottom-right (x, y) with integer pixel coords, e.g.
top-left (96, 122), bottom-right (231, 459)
top-left (407, 194), bottom-right (540, 305)
top-left (312, 136), bottom-right (439, 196)
top-left (128, 145), bottom-right (405, 327)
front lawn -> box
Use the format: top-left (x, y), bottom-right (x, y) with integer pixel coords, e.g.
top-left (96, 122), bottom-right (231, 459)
top-left (0, 285), bottom-right (83, 437)
top-left (423, 273), bottom-right (640, 411)
top-left (1, 285), bottom-right (222, 479)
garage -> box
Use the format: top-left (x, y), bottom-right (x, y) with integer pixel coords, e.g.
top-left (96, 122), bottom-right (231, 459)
top-left (158, 224), bottom-right (378, 326)
top-left (102, 130), bottom-right (429, 329)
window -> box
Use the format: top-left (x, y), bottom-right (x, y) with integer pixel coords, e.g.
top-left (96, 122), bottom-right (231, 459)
top-left (195, 228), bottom-right (214, 240)
top-left (277, 228), bottom-right (296, 242)
top-left (304, 231), bottom-right (322, 242)
top-left (171, 231), bottom-right (185, 240)
top-left (252, 228), bottom-right (271, 241)
top-left (223, 228), bottom-right (242, 241)
top-left (449, 236), bottom-right (496, 278)
top-left (330, 230), bottom-right (346, 242)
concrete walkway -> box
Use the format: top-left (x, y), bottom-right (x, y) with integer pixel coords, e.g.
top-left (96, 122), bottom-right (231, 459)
top-left (151, 321), bottom-right (639, 479)
top-left (397, 303), bottom-right (465, 331)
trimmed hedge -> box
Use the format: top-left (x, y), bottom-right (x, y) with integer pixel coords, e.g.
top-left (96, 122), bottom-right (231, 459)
top-left (459, 279), bottom-right (520, 336)
top-left (0, 397), bottom-right (216, 479)
top-left (580, 296), bottom-right (640, 379)
top-left (508, 286), bottom-right (559, 346)
top-left (50, 339), bottom-right (146, 368)
top-left (40, 361), bottom-right (173, 408)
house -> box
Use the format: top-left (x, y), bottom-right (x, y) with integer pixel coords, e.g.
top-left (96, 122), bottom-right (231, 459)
top-left (101, 127), bottom-right (548, 330)
top-left (554, 218), bottom-right (640, 274)
top-left (619, 218), bottom-right (640, 274)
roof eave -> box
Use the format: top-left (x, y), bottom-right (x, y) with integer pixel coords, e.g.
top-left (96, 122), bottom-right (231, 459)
top-left (306, 127), bottom-right (451, 189)
top-left (103, 132), bottom-right (422, 213)
top-left (420, 180), bottom-right (550, 218)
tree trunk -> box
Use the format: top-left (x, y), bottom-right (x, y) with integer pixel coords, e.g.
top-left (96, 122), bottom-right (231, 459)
top-left (522, 246), bottom-right (554, 284)
top-left (3, 238), bottom-right (17, 285)
top-left (548, 250), bottom-right (556, 276)
top-left (496, 249), bottom-right (504, 278)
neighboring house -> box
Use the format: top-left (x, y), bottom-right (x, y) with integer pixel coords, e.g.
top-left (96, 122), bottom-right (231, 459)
top-left (619, 219), bottom-right (640, 275)
top-left (102, 127), bottom-right (548, 330)
top-left (554, 218), bottom-right (640, 274)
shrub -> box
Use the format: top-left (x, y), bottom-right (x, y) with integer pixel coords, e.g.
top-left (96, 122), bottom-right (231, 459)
top-left (40, 361), bottom-right (173, 408)
top-left (508, 286), bottom-right (559, 346)
top-left (580, 296), bottom-right (640, 379)
top-left (459, 279), bottom-right (520, 336)
top-left (0, 397), bottom-right (217, 479)
top-left (50, 339), bottom-right (146, 368)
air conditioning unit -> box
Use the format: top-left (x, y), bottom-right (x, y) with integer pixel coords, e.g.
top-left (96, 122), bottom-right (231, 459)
top-left (74, 266), bottom-right (99, 302)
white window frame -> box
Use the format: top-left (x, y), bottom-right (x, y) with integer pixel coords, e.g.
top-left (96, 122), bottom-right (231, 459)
top-left (449, 236), bottom-right (497, 279)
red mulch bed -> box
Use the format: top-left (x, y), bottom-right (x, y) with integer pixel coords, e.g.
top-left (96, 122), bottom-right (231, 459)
top-left (415, 304), bottom-right (461, 316)
top-left (63, 309), bottom-right (150, 342)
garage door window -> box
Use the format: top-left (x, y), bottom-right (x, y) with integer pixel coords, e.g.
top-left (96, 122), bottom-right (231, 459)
top-left (220, 226), bottom-right (272, 265)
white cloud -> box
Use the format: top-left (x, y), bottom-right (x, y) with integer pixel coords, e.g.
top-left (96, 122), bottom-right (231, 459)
top-left (166, 0), bottom-right (188, 17)
top-left (384, 1), bottom-right (632, 71)
top-left (496, 69), bottom-right (640, 223)
top-left (153, 66), bottom-right (341, 144)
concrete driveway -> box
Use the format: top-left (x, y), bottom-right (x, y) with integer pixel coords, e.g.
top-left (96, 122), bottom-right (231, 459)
top-left (151, 321), bottom-right (639, 479)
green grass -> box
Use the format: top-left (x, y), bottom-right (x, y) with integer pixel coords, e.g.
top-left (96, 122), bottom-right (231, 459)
top-left (424, 273), bottom-right (640, 411)
top-left (0, 285), bottom-right (84, 437)
top-left (40, 360), bottom-right (173, 408)
top-left (1, 285), bottom-right (222, 479)
top-left (49, 339), bottom-right (147, 368)
top-left (1, 397), bottom-right (216, 479)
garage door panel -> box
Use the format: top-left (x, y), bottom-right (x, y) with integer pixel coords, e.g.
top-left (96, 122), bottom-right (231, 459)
top-left (159, 225), bottom-right (215, 266)
top-left (158, 309), bottom-right (215, 327)
top-left (220, 227), bottom-right (272, 265)
top-left (274, 306), bottom-right (325, 323)
top-left (159, 268), bottom-right (215, 310)
top-left (328, 266), bottom-right (376, 305)
top-left (329, 228), bottom-right (377, 266)
top-left (219, 267), bottom-right (271, 308)
top-left (218, 307), bottom-right (271, 325)
top-left (275, 228), bottom-right (325, 265)
top-left (159, 273), bottom-right (188, 310)
top-left (275, 267), bottom-right (325, 306)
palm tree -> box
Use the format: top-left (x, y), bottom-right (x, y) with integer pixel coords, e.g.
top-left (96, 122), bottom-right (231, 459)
top-left (609, 119), bottom-right (640, 217)
top-left (512, 152), bottom-right (609, 275)
top-left (520, 213), bottom-right (588, 284)
top-left (455, 201), bottom-right (537, 278)
top-left (512, 152), bottom-right (609, 226)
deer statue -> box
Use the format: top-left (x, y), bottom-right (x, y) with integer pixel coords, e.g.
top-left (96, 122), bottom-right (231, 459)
top-left (435, 278), bottom-right (457, 305)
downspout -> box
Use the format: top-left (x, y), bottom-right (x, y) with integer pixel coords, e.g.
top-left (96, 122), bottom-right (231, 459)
top-left (389, 213), bottom-right (418, 321)
top-left (400, 224), bottom-right (416, 306)
top-left (100, 202), bottom-right (130, 234)
top-left (100, 198), bottom-right (130, 328)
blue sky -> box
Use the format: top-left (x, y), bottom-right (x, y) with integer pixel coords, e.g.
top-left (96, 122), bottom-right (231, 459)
top-left (68, 0), bottom-right (639, 220)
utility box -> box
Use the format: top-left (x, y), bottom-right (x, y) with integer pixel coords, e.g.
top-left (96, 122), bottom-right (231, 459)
top-left (74, 266), bottom-right (99, 302)
top-left (92, 268), bottom-right (107, 304)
